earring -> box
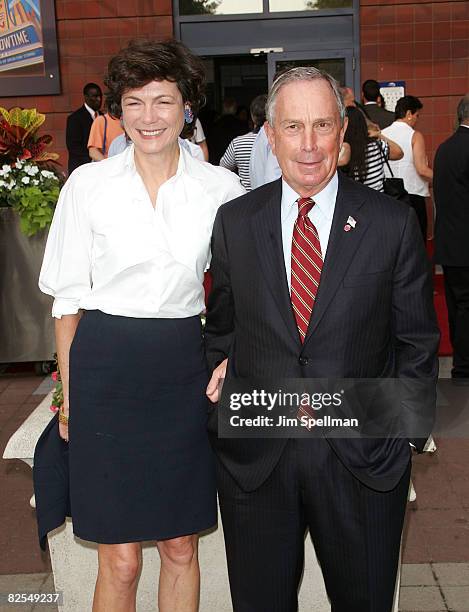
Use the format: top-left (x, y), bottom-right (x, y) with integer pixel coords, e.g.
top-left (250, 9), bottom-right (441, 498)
top-left (184, 105), bottom-right (194, 124)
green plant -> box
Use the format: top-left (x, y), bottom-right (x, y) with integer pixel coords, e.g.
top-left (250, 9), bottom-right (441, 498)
top-left (0, 106), bottom-right (62, 236)
top-left (0, 160), bottom-right (60, 236)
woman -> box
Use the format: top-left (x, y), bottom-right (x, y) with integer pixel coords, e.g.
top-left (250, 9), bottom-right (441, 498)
top-left (87, 110), bottom-right (124, 160)
top-left (219, 94), bottom-right (267, 190)
top-left (382, 95), bottom-right (433, 241)
top-left (38, 39), bottom-right (244, 612)
top-left (340, 106), bottom-right (403, 191)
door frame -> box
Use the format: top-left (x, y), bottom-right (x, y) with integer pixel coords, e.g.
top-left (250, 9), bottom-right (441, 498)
top-left (267, 49), bottom-right (354, 87)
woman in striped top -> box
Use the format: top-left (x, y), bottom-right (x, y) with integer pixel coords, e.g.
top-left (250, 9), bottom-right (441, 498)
top-left (219, 94), bottom-right (267, 191)
top-left (341, 106), bottom-right (403, 191)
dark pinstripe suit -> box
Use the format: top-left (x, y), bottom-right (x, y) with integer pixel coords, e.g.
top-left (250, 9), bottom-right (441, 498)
top-left (205, 174), bottom-right (439, 611)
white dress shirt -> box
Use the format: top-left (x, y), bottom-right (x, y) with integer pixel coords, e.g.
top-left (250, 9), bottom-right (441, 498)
top-left (39, 143), bottom-right (245, 319)
top-left (281, 173), bottom-right (338, 290)
top-left (84, 103), bottom-right (97, 120)
top-left (249, 126), bottom-right (281, 189)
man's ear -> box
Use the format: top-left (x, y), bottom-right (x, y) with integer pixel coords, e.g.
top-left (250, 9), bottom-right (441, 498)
top-left (339, 116), bottom-right (348, 147)
top-left (264, 120), bottom-right (276, 155)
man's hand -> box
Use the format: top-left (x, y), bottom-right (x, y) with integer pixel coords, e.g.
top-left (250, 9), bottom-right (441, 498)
top-left (206, 358), bottom-right (228, 403)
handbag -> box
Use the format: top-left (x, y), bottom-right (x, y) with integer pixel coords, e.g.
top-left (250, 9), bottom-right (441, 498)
top-left (379, 143), bottom-right (410, 202)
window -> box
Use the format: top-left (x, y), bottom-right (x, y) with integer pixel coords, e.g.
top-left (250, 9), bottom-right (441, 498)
top-left (269, 0), bottom-right (352, 11)
top-left (179, 0), bottom-right (263, 15)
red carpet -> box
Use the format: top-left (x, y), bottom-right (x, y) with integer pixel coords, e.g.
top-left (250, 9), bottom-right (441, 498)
top-left (204, 269), bottom-right (452, 357)
top-left (433, 273), bottom-right (452, 356)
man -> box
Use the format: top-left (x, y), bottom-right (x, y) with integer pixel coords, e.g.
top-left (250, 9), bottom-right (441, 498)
top-left (205, 67), bottom-right (439, 611)
top-left (208, 97), bottom-right (246, 165)
top-left (66, 83), bottom-right (102, 174)
top-left (362, 79), bottom-right (394, 129)
top-left (434, 94), bottom-right (469, 384)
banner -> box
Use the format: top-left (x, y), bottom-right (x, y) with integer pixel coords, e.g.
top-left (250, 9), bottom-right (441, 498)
top-left (0, 0), bottom-right (44, 74)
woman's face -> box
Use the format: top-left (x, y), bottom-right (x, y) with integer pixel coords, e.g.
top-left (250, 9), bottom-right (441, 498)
top-left (121, 79), bottom-right (185, 157)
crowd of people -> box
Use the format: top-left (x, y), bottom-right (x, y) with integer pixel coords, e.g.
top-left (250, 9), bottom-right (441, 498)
top-left (36, 39), bottom-right (467, 612)
top-left (67, 75), bottom-right (436, 242)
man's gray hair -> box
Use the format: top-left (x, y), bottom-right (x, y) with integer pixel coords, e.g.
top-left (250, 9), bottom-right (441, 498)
top-left (266, 66), bottom-right (346, 126)
top-left (457, 94), bottom-right (469, 124)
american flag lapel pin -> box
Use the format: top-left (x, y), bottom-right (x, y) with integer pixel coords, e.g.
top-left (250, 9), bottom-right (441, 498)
top-left (344, 215), bottom-right (356, 232)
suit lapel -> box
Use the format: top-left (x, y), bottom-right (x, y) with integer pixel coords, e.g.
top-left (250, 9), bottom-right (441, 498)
top-left (304, 175), bottom-right (369, 345)
top-left (251, 180), bottom-right (300, 345)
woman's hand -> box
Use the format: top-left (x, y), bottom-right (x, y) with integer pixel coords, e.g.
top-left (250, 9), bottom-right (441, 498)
top-left (206, 358), bottom-right (228, 403)
top-left (367, 122), bottom-right (381, 139)
top-left (58, 400), bottom-right (69, 442)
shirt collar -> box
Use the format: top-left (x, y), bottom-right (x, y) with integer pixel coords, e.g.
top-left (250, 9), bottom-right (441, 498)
top-left (365, 101), bottom-right (378, 106)
top-left (116, 141), bottom-right (188, 179)
top-left (460, 124), bottom-right (469, 129)
top-left (281, 172), bottom-right (338, 221)
top-left (84, 103), bottom-right (96, 118)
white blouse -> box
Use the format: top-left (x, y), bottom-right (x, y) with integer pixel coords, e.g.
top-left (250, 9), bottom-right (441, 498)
top-left (39, 143), bottom-right (245, 319)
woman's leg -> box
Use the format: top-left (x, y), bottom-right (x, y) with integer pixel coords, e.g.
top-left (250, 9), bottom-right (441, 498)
top-left (93, 542), bottom-right (142, 612)
top-left (157, 534), bottom-right (200, 612)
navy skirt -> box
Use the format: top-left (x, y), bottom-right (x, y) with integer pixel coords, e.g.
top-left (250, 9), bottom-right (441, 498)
top-left (68, 310), bottom-right (216, 544)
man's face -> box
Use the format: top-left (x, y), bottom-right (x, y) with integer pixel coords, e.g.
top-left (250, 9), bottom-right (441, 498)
top-left (121, 79), bottom-right (185, 158)
top-left (265, 79), bottom-right (346, 198)
top-left (84, 88), bottom-right (102, 112)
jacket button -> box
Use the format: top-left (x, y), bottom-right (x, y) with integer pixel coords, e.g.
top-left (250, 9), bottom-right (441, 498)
top-left (299, 356), bottom-right (309, 366)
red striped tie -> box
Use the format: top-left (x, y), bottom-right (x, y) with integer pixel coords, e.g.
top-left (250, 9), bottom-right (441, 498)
top-left (291, 197), bottom-right (323, 343)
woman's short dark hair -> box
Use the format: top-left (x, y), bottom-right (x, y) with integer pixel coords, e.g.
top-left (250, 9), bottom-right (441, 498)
top-left (394, 95), bottom-right (423, 119)
top-left (250, 94), bottom-right (267, 132)
top-left (104, 39), bottom-right (206, 138)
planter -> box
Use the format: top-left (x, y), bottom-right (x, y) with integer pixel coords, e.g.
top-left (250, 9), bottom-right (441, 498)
top-left (0, 206), bottom-right (55, 364)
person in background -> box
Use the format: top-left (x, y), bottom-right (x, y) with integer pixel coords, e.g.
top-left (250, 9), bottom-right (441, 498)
top-left (219, 94), bottom-right (267, 191)
top-left (362, 79), bottom-right (394, 129)
top-left (87, 110), bottom-right (124, 161)
top-left (38, 39), bottom-right (244, 612)
top-left (208, 97), bottom-right (246, 165)
top-left (434, 94), bottom-right (469, 385)
top-left (382, 95), bottom-right (433, 241)
top-left (190, 117), bottom-right (209, 161)
top-left (341, 106), bottom-right (403, 192)
top-left (66, 83), bottom-right (102, 174)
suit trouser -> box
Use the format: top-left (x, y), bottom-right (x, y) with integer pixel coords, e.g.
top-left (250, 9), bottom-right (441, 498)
top-left (443, 266), bottom-right (469, 378)
top-left (217, 438), bottom-right (410, 612)
top-left (408, 194), bottom-right (427, 243)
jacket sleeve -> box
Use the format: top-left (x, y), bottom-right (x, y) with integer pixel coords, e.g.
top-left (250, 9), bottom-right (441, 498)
top-left (392, 207), bottom-right (440, 450)
top-left (204, 208), bottom-right (235, 372)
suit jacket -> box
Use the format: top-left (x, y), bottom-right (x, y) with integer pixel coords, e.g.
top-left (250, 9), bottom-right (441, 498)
top-left (363, 103), bottom-right (395, 129)
top-left (66, 105), bottom-right (94, 174)
top-left (205, 174), bottom-right (439, 493)
top-left (433, 126), bottom-right (469, 266)
top-left (33, 413), bottom-right (71, 550)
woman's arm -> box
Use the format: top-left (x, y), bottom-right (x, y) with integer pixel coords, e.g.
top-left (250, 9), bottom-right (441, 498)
top-left (55, 313), bottom-right (82, 439)
top-left (338, 142), bottom-right (351, 167)
top-left (88, 146), bottom-right (105, 162)
top-left (368, 124), bottom-right (403, 160)
top-left (199, 139), bottom-right (209, 162)
top-left (412, 131), bottom-right (433, 181)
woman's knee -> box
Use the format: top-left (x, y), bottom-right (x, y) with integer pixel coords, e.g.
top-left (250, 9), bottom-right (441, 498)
top-left (158, 535), bottom-right (198, 568)
top-left (98, 544), bottom-right (141, 586)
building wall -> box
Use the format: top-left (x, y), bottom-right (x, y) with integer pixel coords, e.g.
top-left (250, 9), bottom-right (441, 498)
top-left (0, 0), bottom-right (173, 168)
top-left (1, 2), bottom-right (467, 167)
top-left (360, 0), bottom-right (469, 161)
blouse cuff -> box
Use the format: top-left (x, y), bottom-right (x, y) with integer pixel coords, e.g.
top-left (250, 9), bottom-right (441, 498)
top-left (51, 298), bottom-right (81, 319)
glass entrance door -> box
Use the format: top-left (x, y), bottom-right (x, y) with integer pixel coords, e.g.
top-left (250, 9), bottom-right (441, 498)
top-left (267, 49), bottom-right (354, 87)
